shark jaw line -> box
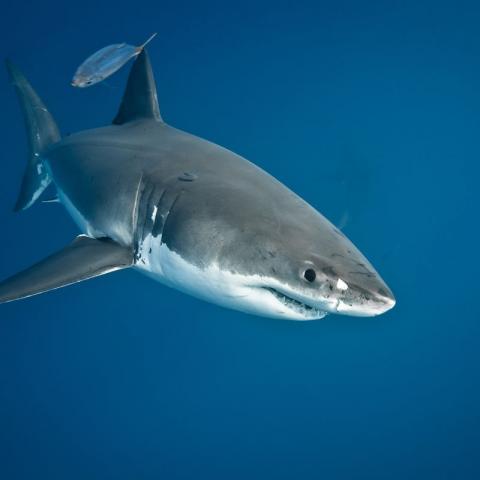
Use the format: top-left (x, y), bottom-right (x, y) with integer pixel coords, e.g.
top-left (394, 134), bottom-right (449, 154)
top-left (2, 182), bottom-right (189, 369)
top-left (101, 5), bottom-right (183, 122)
top-left (260, 286), bottom-right (328, 320)
top-left (135, 239), bottom-right (330, 321)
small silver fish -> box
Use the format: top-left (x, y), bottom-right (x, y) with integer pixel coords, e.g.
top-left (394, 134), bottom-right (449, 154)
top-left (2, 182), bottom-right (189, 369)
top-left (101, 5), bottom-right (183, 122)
top-left (72, 33), bottom-right (157, 88)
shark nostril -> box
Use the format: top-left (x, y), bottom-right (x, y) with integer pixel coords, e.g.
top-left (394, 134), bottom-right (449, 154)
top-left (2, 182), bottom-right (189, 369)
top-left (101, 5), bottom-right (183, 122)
top-left (304, 268), bottom-right (316, 283)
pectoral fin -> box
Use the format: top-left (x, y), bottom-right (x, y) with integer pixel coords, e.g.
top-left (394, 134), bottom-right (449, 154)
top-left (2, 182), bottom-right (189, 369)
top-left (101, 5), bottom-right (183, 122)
top-left (0, 235), bottom-right (133, 304)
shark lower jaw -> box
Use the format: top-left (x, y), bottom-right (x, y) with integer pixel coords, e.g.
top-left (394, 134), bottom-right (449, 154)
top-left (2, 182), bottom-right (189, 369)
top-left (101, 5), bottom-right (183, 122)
top-left (260, 286), bottom-right (328, 320)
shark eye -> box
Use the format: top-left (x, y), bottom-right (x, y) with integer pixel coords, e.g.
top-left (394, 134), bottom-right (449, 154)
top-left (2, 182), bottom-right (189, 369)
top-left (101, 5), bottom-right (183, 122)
top-left (304, 268), bottom-right (316, 283)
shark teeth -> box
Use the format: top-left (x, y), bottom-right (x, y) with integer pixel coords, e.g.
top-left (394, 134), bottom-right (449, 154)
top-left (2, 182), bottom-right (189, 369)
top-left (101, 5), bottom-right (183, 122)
top-left (262, 287), bottom-right (327, 319)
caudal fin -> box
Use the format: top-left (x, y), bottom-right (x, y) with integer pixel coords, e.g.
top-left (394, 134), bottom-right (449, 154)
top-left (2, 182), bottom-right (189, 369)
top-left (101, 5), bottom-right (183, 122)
top-left (5, 60), bottom-right (61, 211)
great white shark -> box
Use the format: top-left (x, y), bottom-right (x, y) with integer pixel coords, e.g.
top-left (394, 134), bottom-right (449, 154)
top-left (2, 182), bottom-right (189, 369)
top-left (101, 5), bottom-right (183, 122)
top-left (0, 51), bottom-right (395, 320)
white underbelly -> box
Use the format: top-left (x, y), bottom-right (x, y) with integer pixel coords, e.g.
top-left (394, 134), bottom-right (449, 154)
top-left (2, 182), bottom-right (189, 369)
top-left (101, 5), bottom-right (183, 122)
top-left (133, 234), bottom-right (314, 320)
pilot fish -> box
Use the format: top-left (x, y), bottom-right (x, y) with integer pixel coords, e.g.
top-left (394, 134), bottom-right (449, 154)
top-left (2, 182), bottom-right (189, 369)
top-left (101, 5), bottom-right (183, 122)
top-left (71, 33), bottom-right (157, 88)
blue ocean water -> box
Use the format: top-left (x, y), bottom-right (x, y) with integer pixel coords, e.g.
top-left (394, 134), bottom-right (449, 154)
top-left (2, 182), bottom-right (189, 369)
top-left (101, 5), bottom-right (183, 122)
top-left (0, 1), bottom-right (479, 478)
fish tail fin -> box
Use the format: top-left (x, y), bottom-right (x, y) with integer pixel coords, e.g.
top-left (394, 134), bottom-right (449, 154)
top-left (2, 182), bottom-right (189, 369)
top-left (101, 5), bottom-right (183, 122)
top-left (137, 32), bottom-right (157, 52)
top-left (5, 60), bottom-right (61, 212)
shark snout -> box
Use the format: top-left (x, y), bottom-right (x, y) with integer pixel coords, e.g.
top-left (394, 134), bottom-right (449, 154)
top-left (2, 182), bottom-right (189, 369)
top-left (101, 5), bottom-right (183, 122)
top-left (334, 279), bottom-right (396, 317)
top-left (305, 252), bottom-right (395, 317)
top-left (375, 286), bottom-right (396, 312)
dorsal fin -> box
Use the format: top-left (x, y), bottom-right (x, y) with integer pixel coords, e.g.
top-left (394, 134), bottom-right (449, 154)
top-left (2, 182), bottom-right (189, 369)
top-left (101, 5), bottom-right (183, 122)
top-left (113, 50), bottom-right (162, 125)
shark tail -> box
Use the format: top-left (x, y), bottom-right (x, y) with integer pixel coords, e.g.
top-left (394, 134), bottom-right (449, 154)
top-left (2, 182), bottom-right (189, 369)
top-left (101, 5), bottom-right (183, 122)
top-left (5, 60), bottom-right (61, 212)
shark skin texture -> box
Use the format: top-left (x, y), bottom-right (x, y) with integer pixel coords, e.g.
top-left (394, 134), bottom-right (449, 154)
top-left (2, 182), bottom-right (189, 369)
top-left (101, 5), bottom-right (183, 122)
top-left (0, 51), bottom-right (395, 320)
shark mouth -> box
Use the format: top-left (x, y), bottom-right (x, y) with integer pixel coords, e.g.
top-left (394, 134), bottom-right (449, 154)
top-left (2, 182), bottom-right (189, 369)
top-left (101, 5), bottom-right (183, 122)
top-left (261, 287), bottom-right (327, 320)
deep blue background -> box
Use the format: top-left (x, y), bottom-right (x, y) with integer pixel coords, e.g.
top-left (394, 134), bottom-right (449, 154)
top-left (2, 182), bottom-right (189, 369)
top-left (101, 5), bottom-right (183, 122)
top-left (1, 1), bottom-right (479, 478)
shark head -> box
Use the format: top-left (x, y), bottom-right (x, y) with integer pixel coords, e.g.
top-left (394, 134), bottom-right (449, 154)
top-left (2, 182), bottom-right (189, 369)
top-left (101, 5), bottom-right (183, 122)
top-left (246, 249), bottom-right (396, 320)
top-left (141, 169), bottom-right (396, 321)
top-left (208, 219), bottom-right (395, 321)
